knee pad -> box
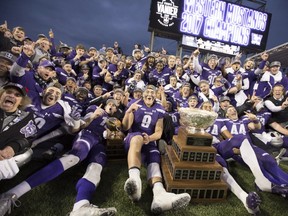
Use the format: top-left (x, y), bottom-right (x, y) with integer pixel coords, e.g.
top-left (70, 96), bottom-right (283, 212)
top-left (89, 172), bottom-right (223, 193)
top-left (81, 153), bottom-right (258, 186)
top-left (83, 163), bottom-right (103, 186)
top-left (59, 154), bottom-right (80, 171)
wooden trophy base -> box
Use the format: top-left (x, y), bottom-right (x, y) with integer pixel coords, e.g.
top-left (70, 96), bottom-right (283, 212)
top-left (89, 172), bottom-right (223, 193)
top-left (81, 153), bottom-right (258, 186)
top-left (161, 157), bottom-right (228, 202)
top-left (177, 126), bottom-right (213, 147)
top-left (106, 138), bottom-right (126, 160)
top-left (172, 135), bottom-right (216, 163)
top-left (165, 146), bottom-right (223, 181)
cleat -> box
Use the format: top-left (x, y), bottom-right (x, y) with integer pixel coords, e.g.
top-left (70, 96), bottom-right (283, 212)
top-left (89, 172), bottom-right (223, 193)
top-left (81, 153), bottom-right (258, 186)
top-left (271, 185), bottom-right (288, 198)
top-left (158, 139), bottom-right (167, 155)
top-left (0, 193), bottom-right (20, 216)
top-left (245, 192), bottom-right (261, 214)
top-left (69, 204), bottom-right (117, 216)
top-left (151, 192), bottom-right (191, 214)
top-left (124, 177), bottom-right (142, 202)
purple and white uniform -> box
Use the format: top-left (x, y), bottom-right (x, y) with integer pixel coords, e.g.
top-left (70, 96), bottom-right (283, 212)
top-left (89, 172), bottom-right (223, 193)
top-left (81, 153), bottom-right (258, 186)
top-left (124, 100), bottom-right (165, 164)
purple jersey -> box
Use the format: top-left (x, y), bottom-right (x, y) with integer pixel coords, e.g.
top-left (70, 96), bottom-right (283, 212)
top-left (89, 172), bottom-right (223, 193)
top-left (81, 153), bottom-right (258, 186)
top-left (26, 98), bottom-right (66, 138)
top-left (253, 108), bottom-right (271, 134)
top-left (151, 67), bottom-right (173, 86)
top-left (224, 116), bottom-right (251, 136)
top-left (205, 118), bottom-right (227, 143)
top-left (199, 64), bottom-right (222, 86)
top-left (129, 100), bottom-right (165, 135)
top-left (173, 91), bottom-right (189, 108)
top-left (84, 105), bottom-right (108, 137)
top-left (167, 111), bottom-right (180, 134)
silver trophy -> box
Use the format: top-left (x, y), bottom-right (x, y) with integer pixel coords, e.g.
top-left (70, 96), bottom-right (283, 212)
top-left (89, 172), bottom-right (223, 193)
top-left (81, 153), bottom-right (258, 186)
top-left (179, 108), bottom-right (218, 134)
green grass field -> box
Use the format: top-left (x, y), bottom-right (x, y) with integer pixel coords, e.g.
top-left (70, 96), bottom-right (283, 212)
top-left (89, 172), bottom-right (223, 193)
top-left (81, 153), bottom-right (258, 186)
top-left (1, 158), bottom-right (288, 216)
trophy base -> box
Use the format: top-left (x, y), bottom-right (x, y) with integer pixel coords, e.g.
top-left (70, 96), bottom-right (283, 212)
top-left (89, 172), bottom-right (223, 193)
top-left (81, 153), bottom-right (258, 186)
top-left (178, 126), bottom-right (213, 146)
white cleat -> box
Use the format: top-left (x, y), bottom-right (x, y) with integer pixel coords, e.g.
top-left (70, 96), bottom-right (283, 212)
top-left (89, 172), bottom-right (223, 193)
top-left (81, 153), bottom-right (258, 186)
top-left (124, 177), bottom-right (142, 202)
top-left (151, 192), bottom-right (191, 214)
top-left (0, 193), bottom-right (20, 216)
top-left (69, 204), bottom-right (117, 216)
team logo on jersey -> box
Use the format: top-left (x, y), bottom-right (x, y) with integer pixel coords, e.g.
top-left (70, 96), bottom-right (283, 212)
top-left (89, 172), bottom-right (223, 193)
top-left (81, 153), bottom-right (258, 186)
top-left (156, 0), bottom-right (178, 27)
top-left (20, 120), bottom-right (37, 138)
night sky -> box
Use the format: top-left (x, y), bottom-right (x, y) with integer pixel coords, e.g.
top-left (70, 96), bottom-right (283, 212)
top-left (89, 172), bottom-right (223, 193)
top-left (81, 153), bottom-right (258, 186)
top-left (1, 0), bottom-right (287, 55)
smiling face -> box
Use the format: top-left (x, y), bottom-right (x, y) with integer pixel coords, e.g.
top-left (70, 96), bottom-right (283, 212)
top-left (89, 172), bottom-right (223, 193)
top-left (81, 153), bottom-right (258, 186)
top-left (0, 88), bottom-right (23, 112)
top-left (208, 58), bottom-right (217, 70)
top-left (169, 76), bottom-right (177, 88)
top-left (75, 90), bottom-right (88, 102)
top-left (199, 82), bottom-right (210, 95)
top-left (272, 85), bottom-right (284, 100)
top-left (201, 102), bottom-right (213, 112)
top-left (37, 66), bottom-right (56, 81)
top-left (270, 65), bottom-right (280, 75)
top-left (143, 86), bottom-right (156, 107)
top-left (181, 86), bottom-right (191, 98)
top-left (105, 101), bottom-right (117, 115)
top-left (244, 60), bottom-right (254, 70)
top-left (0, 57), bottom-right (13, 77)
top-left (12, 27), bottom-right (25, 41)
top-left (226, 106), bottom-right (238, 120)
top-left (42, 87), bottom-right (62, 106)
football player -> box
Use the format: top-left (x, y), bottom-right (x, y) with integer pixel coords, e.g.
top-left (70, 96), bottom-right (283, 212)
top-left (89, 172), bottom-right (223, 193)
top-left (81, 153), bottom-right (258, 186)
top-left (0, 99), bottom-right (119, 216)
top-left (122, 85), bottom-right (191, 214)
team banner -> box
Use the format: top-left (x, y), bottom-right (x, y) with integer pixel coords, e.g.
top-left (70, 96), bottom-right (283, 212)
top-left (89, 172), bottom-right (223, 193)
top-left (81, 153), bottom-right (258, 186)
top-left (149, 0), bottom-right (272, 51)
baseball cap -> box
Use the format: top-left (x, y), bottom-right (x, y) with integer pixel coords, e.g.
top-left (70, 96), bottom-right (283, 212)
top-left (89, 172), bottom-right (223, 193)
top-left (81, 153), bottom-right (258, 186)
top-left (207, 54), bottom-right (218, 62)
top-left (76, 87), bottom-right (89, 94)
top-left (133, 49), bottom-right (141, 54)
top-left (80, 64), bottom-right (90, 70)
top-left (89, 47), bottom-right (97, 51)
top-left (219, 96), bottom-right (231, 102)
top-left (38, 34), bottom-right (47, 39)
top-left (24, 36), bottom-right (33, 42)
top-left (182, 55), bottom-right (190, 60)
top-left (133, 88), bottom-right (143, 93)
top-left (3, 83), bottom-right (27, 96)
top-left (106, 47), bottom-right (114, 52)
top-left (188, 95), bottom-right (198, 101)
top-left (0, 51), bottom-right (17, 64)
top-left (106, 98), bottom-right (117, 106)
top-left (46, 82), bottom-right (64, 94)
top-left (231, 59), bottom-right (241, 65)
top-left (270, 61), bottom-right (281, 68)
top-left (39, 60), bottom-right (55, 70)
top-left (59, 43), bottom-right (70, 49)
top-left (144, 85), bottom-right (157, 91)
top-left (114, 88), bottom-right (124, 95)
top-left (67, 77), bottom-right (76, 83)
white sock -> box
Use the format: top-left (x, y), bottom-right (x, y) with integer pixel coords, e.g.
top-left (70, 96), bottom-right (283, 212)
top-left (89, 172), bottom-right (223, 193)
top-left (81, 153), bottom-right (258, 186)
top-left (6, 181), bottom-right (31, 199)
top-left (72, 199), bottom-right (89, 211)
top-left (222, 167), bottom-right (247, 205)
top-left (153, 182), bottom-right (166, 195)
top-left (240, 139), bottom-right (272, 191)
top-left (128, 168), bottom-right (140, 179)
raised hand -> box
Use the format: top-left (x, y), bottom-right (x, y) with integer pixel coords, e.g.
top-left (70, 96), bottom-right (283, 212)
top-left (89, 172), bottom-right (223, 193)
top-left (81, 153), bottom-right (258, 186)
top-left (91, 104), bottom-right (105, 119)
top-left (126, 99), bottom-right (141, 114)
top-left (22, 43), bottom-right (35, 57)
top-left (261, 52), bottom-right (269, 61)
top-left (70, 106), bottom-right (81, 121)
top-left (193, 49), bottom-right (200, 57)
top-left (49, 29), bottom-right (54, 38)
